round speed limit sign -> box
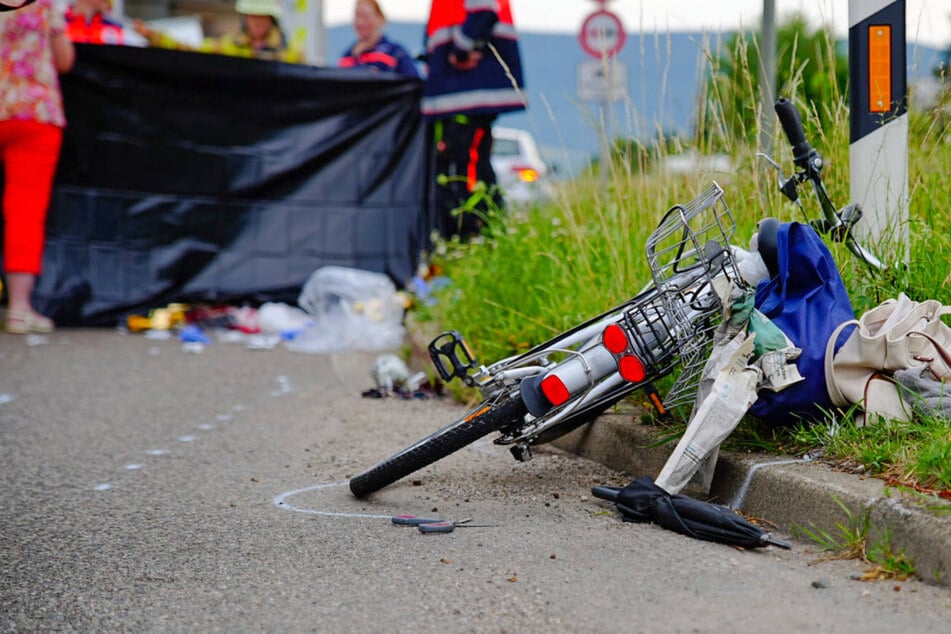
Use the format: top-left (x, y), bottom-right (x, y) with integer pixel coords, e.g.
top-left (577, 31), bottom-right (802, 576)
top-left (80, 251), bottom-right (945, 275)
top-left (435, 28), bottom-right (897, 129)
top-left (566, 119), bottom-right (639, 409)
top-left (579, 9), bottom-right (626, 59)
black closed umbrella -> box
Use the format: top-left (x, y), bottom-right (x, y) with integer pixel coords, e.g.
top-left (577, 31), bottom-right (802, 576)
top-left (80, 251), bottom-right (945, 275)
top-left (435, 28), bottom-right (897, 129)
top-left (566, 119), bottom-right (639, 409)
top-left (592, 476), bottom-right (791, 549)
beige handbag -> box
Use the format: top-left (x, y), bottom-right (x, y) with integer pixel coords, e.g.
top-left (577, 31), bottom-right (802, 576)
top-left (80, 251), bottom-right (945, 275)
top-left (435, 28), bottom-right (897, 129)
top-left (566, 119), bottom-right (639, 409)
top-left (824, 294), bottom-right (951, 424)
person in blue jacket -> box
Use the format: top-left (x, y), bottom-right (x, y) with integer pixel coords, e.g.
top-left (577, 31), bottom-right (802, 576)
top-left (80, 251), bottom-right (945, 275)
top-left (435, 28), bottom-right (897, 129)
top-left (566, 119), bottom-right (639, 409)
top-left (338, 0), bottom-right (418, 78)
top-left (423, 0), bottom-right (525, 237)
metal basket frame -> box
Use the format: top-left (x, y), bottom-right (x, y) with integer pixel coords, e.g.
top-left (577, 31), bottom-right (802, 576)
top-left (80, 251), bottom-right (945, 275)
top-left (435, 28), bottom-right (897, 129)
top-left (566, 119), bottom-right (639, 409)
top-left (625, 182), bottom-right (741, 413)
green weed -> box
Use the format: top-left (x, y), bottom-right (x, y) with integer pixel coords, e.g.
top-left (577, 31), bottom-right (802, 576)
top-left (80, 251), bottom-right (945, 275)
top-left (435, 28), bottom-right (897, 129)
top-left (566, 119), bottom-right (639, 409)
top-left (795, 496), bottom-right (870, 561)
top-left (794, 496), bottom-right (915, 581)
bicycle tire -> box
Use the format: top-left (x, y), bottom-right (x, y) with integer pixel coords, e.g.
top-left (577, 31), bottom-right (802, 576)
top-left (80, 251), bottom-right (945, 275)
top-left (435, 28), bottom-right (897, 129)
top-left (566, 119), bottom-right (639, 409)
top-left (349, 396), bottom-right (528, 498)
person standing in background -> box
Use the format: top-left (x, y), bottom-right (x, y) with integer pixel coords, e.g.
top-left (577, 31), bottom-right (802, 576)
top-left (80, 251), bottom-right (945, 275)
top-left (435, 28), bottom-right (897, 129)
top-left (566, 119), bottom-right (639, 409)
top-left (65, 0), bottom-right (124, 44)
top-left (339, 0), bottom-right (419, 78)
top-left (134, 0), bottom-right (303, 64)
top-left (0, 0), bottom-right (75, 333)
top-left (423, 0), bottom-right (525, 237)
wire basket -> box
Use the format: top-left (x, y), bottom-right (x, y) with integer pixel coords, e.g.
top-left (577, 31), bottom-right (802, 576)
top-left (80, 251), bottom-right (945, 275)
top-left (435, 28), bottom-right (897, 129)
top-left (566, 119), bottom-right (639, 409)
top-left (629, 182), bottom-right (740, 415)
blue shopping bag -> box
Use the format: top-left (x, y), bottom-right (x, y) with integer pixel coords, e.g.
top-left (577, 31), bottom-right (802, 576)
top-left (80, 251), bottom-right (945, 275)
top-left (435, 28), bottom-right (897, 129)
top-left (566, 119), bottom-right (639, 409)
top-left (750, 222), bottom-right (855, 425)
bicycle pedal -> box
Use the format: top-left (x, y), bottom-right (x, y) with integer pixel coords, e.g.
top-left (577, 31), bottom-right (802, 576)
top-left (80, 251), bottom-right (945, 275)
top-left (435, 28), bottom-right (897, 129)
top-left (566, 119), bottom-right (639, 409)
top-left (428, 330), bottom-right (478, 382)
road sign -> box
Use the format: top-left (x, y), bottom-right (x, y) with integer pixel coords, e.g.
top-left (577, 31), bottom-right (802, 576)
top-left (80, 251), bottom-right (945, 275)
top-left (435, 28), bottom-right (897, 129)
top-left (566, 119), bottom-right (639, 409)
top-left (576, 59), bottom-right (628, 102)
top-left (579, 9), bottom-right (626, 59)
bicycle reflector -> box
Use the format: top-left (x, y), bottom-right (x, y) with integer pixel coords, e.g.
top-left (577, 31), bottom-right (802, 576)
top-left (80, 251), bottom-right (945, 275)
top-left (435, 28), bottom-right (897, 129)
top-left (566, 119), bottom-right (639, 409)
top-left (539, 374), bottom-right (570, 406)
top-left (618, 355), bottom-right (646, 382)
top-left (602, 324), bottom-right (646, 383)
top-left (602, 324), bottom-right (629, 354)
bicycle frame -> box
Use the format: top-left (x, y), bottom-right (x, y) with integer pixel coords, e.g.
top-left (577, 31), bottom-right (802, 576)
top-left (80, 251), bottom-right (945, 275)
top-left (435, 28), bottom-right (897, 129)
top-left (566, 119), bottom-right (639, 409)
top-left (427, 98), bottom-right (889, 462)
top-left (349, 97), bottom-right (889, 498)
top-left (428, 183), bottom-right (742, 461)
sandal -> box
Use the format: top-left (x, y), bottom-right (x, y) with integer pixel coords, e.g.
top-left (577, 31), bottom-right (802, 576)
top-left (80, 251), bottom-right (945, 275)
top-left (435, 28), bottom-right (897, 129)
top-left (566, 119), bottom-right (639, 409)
top-left (5, 310), bottom-right (55, 334)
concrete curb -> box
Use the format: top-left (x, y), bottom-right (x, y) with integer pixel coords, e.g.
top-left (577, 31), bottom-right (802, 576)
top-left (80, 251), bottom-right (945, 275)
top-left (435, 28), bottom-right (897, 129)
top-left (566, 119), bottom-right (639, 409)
top-left (553, 413), bottom-right (951, 587)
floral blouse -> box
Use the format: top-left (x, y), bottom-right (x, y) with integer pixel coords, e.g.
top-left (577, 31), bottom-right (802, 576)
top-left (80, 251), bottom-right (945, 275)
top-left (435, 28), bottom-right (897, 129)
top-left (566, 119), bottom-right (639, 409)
top-left (0, 0), bottom-right (67, 127)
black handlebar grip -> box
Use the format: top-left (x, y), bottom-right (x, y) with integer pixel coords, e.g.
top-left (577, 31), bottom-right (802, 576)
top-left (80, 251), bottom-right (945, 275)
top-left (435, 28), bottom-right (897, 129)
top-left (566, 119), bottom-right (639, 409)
top-left (774, 98), bottom-right (814, 168)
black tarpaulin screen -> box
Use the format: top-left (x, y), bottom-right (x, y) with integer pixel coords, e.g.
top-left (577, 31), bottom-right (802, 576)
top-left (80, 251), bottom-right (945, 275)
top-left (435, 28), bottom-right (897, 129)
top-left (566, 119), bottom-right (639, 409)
top-left (32, 44), bottom-right (429, 326)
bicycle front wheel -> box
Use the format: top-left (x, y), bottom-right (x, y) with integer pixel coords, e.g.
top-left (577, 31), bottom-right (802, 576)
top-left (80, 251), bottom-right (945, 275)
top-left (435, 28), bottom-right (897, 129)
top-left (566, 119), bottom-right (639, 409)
top-left (349, 396), bottom-right (528, 498)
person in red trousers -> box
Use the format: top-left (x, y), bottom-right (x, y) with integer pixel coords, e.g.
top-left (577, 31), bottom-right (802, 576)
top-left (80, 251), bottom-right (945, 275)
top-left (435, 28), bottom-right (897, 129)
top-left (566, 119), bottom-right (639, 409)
top-left (0, 0), bottom-right (75, 333)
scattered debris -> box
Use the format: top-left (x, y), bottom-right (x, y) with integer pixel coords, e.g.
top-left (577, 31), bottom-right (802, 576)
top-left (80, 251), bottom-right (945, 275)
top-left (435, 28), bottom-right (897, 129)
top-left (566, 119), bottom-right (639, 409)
top-left (25, 334), bottom-right (49, 347)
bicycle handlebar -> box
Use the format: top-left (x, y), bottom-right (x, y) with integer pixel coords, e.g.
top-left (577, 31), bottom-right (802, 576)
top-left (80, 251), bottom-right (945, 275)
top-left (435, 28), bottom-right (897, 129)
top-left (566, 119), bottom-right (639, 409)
top-left (774, 98), bottom-right (816, 168)
top-left (772, 97), bottom-right (886, 271)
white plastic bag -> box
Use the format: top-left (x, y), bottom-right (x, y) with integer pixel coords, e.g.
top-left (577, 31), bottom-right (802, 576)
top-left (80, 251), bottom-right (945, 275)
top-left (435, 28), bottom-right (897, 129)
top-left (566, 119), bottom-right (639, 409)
top-left (258, 302), bottom-right (313, 335)
top-left (288, 266), bottom-right (405, 353)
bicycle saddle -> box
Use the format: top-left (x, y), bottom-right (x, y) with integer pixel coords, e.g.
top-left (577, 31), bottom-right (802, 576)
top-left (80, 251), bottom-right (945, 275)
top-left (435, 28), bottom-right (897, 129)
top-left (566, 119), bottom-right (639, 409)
top-left (756, 217), bottom-right (781, 279)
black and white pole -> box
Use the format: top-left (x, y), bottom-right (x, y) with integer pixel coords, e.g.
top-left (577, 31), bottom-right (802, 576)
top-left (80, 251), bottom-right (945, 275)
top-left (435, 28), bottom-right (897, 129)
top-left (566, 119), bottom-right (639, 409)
top-left (849, 0), bottom-right (909, 260)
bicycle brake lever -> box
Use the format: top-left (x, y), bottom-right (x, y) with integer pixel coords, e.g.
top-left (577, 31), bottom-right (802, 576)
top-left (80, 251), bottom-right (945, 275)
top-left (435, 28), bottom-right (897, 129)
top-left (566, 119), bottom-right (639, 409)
top-left (839, 202), bottom-right (863, 226)
top-left (756, 152), bottom-right (799, 203)
top-left (756, 152), bottom-right (782, 174)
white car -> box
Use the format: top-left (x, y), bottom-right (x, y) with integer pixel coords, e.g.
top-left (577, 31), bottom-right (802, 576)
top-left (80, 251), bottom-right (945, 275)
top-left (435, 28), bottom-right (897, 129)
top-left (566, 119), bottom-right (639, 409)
top-left (490, 127), bottom-right (553, 206)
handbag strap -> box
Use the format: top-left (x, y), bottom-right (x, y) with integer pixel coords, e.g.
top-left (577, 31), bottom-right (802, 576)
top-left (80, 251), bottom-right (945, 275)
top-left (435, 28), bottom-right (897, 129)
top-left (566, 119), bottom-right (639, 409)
top-left (907, 329), bottom-right (951, 378)
top-left (824, 319), bottom-right (860, 406)
top-left (916, 302), bottom-right (951, 326)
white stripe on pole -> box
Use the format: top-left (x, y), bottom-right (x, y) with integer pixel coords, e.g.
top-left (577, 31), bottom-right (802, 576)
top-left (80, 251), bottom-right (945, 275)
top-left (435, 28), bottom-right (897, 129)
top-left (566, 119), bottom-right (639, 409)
top-left (849, 0), bottom-right (895, 24)
top-left (849, 118), bottom-right (909, 255)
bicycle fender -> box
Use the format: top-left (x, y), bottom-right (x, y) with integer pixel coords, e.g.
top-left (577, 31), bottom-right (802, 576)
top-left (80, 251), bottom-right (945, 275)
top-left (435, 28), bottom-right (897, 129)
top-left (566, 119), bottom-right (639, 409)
top-left (756, 217), bottom-right (781, 279)
top-left (519, 374), bottom-right (552, 417)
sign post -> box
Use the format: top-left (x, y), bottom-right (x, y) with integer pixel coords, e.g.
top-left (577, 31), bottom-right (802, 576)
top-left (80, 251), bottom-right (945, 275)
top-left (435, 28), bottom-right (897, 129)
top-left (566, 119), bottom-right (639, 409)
top-left (848, 0), bottom-right (908, 261)
top-left (577, 0), bottom-right (627, 182)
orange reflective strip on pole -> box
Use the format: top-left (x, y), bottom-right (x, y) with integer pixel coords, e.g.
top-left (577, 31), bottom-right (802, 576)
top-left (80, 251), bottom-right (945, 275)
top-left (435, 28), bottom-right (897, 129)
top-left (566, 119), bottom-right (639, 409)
top-left (868, 25), bottom-right (891, 113)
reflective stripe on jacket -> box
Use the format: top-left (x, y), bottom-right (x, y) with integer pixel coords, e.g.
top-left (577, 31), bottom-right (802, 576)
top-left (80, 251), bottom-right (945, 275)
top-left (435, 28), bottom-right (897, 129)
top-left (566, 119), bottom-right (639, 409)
top-left (339, 35), bottom-right (419, 78)
top-left (422, 0), bottom-right (524, 117)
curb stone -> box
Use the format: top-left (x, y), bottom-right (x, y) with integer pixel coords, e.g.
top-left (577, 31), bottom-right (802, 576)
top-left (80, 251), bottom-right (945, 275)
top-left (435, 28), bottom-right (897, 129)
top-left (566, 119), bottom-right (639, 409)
top-left (553, 412), bottom-right (951, 587)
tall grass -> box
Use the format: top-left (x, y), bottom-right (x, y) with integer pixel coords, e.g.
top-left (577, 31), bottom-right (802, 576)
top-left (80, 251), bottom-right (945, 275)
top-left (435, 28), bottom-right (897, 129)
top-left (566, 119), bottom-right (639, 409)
top-left (415, 26), bottom-right (951, 488)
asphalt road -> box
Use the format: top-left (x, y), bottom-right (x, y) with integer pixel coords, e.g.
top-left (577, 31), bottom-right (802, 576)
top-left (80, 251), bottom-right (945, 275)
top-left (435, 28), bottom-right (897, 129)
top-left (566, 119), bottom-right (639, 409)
top-left (2, 329), bottom-right (950, 633)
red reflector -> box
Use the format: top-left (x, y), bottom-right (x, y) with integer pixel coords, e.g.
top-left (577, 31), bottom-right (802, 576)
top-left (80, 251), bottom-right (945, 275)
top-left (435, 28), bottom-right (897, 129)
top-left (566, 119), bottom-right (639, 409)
top-left (540, 375), bottom-right (571, 406)
top-left (602, 324), bottom-right (629, 354)
top-left (618, 355), bottom-right (646, 383)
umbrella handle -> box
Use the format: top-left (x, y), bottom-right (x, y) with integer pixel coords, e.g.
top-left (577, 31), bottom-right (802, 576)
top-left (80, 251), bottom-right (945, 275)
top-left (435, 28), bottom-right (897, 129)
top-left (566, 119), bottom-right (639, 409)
top-left (591, 486), bottom-right (621, 502)
top-left (762, 535), bottom-right (792, 550)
